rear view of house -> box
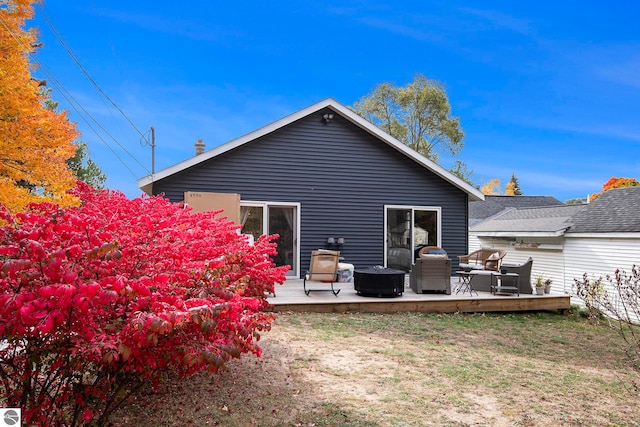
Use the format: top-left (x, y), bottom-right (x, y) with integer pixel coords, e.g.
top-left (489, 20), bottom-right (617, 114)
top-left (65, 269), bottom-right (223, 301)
top-left (138, 98), bottom-right (483, 277)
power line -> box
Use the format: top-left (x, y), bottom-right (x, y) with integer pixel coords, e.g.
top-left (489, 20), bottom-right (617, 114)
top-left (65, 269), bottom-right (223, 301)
top-left (0, 10), bottom-right (150, 177)
top-left (42, 64), bottom-right (150, 174)
top-left (37, 63), bottom-right (145, 178)
top-left (36, 3), bottom-right (149, 141)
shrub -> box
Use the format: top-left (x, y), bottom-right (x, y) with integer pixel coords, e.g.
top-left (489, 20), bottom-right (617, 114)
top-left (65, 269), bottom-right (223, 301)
top-left (574, 266), bottom-right (640, 372)
top-left (0, 182), bottom-right (288, 426)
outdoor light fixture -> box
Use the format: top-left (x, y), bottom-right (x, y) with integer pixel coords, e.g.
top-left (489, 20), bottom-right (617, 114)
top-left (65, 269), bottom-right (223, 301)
top-left (326, 237), bottom-right (345, 250)
top-left (323, 113), bottom-right (334, 124)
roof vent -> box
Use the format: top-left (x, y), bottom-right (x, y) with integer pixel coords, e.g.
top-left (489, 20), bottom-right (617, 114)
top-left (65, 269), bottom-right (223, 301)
top-left (195, 139), bottom-right (205, 155)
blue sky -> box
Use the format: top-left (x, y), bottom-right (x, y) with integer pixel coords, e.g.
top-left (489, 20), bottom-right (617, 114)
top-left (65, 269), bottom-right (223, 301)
top-left (30, 1), bottom-right (640, 202)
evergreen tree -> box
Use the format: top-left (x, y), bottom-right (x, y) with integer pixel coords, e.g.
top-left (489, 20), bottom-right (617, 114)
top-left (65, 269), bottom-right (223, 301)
top-left (505, 174), bottom-right (523, 196)
top-left (67, 141), bottom-right (107, 189)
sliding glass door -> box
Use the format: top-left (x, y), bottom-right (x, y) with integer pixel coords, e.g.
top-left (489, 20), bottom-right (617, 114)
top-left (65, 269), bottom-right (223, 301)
top-left (385, 205), bottom-right (441, 271)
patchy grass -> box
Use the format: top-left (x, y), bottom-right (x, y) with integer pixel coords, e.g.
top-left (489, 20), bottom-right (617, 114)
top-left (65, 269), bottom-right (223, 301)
top-left (111, 311), bottom-right (640, 426)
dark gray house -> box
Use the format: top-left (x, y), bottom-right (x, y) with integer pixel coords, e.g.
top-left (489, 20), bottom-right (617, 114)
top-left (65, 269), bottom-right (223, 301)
top-left (138, 98), bottom-right (484, 278)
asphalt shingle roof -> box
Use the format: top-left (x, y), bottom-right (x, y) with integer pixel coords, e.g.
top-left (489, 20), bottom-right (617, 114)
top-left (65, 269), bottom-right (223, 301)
top-left (471, 204), bottom-right (586, 234)
top-left (469, 195), bottom-right (564, 227)
top-left (470, 187), bottom-right (640, 235)
top-left (568, 187), bottom-right (640, 233)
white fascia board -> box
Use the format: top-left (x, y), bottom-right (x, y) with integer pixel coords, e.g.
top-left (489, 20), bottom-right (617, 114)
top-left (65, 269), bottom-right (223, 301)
top-left (565, 232), bottom-right (640, 239)
top-left (470, 231), bottom-right (566, 238)
top-left (138, 98), bottom-right (485, 201)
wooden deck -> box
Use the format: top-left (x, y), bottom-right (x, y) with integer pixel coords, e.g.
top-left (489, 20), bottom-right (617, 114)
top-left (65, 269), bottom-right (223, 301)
top-left (267, 277), bottom-right (571, 314)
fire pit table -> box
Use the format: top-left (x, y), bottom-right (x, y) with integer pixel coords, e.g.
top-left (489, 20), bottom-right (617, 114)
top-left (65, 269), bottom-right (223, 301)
top-left (354, 267), bottom-right (405, 297)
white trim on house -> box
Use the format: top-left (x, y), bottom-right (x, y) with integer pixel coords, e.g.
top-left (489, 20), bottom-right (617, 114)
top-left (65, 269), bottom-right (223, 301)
top-left (564, 232), bottom-right (639, 239)
top-left (240, 200), bottom-right (301, 278)
top-left (473, 231), bottom-right (567, 238)
top-left (137, 98), bottom-right (484, 201)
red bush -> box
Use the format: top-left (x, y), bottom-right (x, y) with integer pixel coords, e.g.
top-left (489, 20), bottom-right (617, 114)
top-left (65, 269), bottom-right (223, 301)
top-left (0, 182), bottom-right (288, 426)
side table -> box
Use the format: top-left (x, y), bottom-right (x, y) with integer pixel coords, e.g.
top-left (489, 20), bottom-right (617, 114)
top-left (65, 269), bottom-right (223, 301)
top-left (491, 272), bottom-right (520, 296)
top-left (455, 270), bottom-right (478, 296)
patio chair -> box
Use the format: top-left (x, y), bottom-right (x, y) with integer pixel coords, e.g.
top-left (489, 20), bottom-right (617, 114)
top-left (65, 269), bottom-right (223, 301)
top-left (500, 257), bottom-right (534, 294)
top-left (304, 250), bottom-right (341, 296)
top-left (458, 248), bottom-right (506, 272)
top-left (410, 247), bottom-right (452, 294)
top-left (459, 249), bottom-right (507, 292)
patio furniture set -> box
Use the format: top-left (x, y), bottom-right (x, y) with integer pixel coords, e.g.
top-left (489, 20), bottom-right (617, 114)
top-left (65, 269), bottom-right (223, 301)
top-left (303, 247), bottom-right (534, 298)
top-left (457, 250), bottom-right (533, 296)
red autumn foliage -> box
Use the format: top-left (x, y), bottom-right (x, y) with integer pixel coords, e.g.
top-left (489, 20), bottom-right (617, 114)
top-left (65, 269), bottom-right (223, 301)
top-left (0, 182), bottom-right (288, 426)
top-left (590, 177), bottom-right (639, 201)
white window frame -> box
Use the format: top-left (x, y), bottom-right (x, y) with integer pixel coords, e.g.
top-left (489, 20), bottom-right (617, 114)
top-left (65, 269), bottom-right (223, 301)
top-left (241, 201), bottom-right (301, 277)
top-left (383, 205), bottom-right (442, 268)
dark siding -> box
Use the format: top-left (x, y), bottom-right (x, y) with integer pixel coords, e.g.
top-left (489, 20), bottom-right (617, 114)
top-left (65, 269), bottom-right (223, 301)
top-left (154, 108), bottom-right (469, 275)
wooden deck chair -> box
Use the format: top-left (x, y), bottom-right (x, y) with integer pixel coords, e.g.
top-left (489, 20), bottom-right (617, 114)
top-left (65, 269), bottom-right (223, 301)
top-left (304, 250), bottom-right (341, 296)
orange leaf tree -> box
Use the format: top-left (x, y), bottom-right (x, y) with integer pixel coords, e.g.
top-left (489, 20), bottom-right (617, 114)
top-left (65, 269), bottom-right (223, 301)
top-left (0, 0), bottom-right (78, 212)
top-left (481, 178), bottom-right (501, 195)
top-left (590, 177), bottom-right (640, 201)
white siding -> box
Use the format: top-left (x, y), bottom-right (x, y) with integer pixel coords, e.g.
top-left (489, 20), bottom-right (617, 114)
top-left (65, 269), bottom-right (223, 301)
top-left (564, 236), bottom-right (640, 280)
top-left (469, 235), bottom-right (482, 252)
top-left (564, 235), bottom-right (640, 323)
top-left (564, 235), bottom-right (640, 295)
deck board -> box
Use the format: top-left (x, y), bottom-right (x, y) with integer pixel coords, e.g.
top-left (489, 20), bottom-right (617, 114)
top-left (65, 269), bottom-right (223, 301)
top-left (267, 277), bottom-right (571, 314)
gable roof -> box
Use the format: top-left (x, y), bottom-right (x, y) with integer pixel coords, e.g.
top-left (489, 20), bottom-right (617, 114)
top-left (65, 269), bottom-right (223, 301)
top-left (137, 98), bottom-right (484, 201)
top-left (469, 195), bottom-right (564, 227)
top-left (471, 204), bottom-right (585, 237)
top-left (568, 187), bottom-right (640, 233)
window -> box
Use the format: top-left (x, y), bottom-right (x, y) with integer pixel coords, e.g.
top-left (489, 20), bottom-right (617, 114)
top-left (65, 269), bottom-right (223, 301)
top-left (241, 202), bottom-right (299, 277)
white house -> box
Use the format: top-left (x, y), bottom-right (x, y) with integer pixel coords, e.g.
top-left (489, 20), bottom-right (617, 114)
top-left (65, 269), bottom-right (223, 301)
top-left (468, 188), bottom-right (640, 301)
top-left (563, 187), bottom-right (640, 288)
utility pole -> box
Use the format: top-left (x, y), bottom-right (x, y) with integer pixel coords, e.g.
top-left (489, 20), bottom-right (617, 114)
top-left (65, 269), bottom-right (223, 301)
top-left (150, 126), bottom-right (155, 174)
